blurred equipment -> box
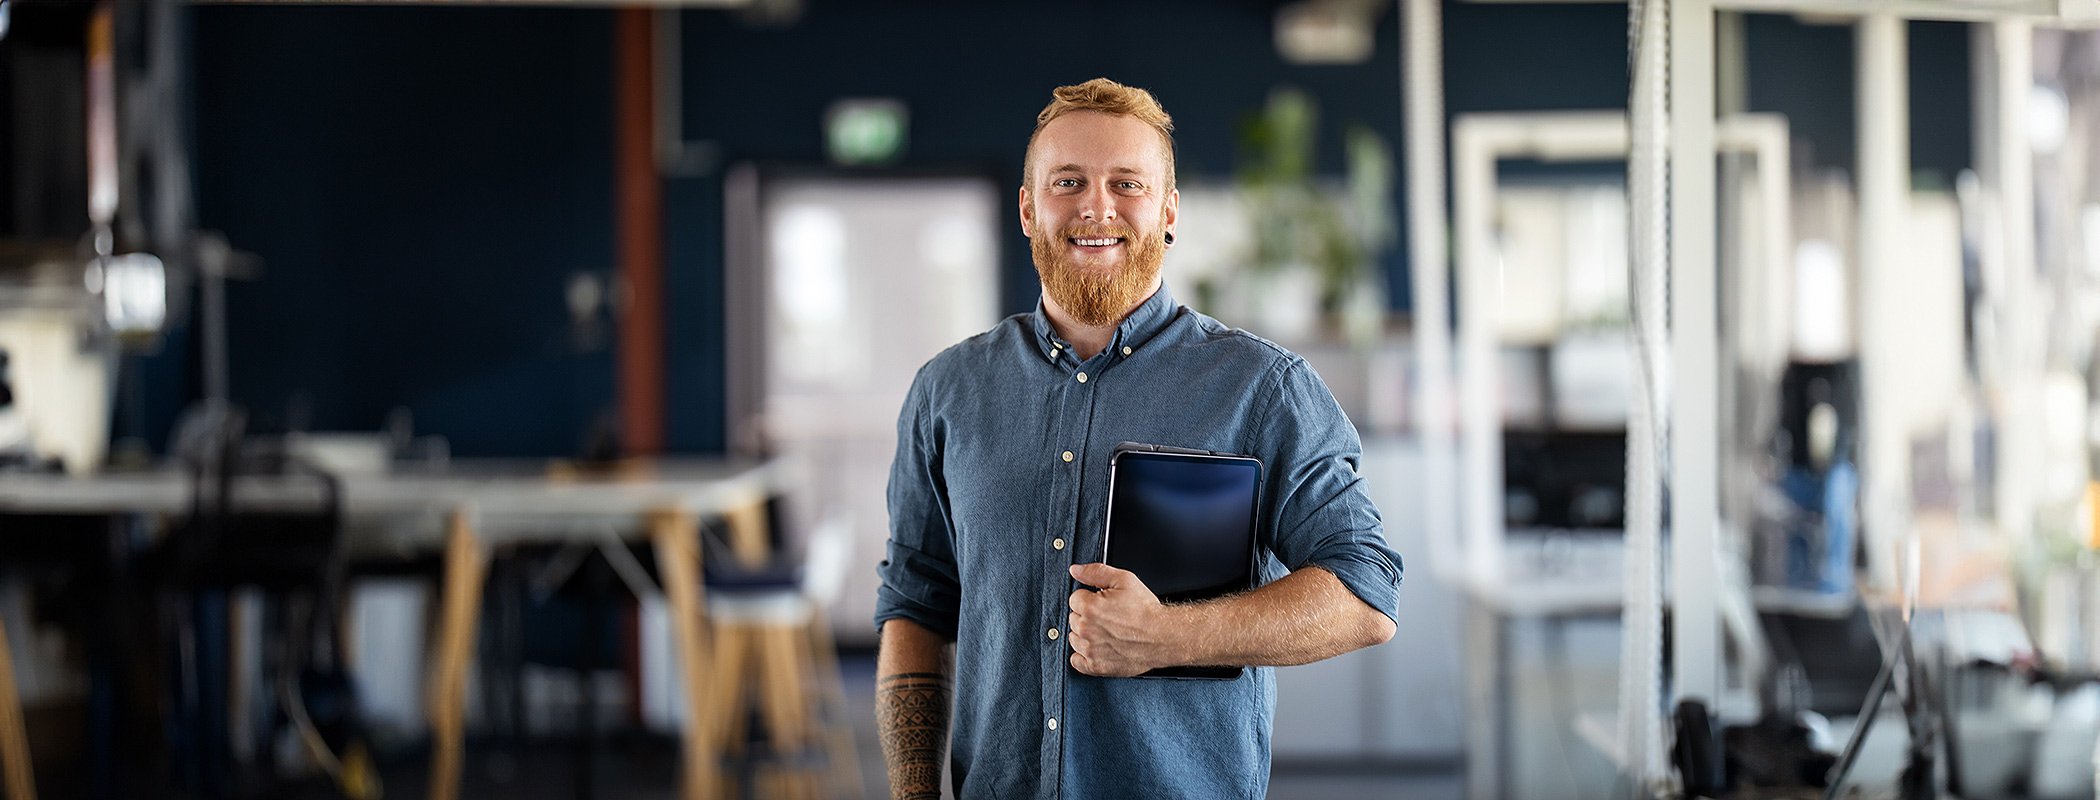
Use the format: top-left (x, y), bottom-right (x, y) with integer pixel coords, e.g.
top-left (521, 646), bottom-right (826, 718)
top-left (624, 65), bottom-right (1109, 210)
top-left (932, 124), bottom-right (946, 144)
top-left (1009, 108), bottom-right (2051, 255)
top-left (1752, 361), bottom-right (1861, 598)
top-left (1274, 0), bottom-right (1385, 65)
top-left (0, 303), bottom-right (109, 475)
top-left (1722, 704), bottom-right (1837, 790)
top-left (1, 0), bottom-right (251, 474)
top-left (0, 350), bottom-right (31, 468)
top-left (1673, 699), bottom-right (1726, 798)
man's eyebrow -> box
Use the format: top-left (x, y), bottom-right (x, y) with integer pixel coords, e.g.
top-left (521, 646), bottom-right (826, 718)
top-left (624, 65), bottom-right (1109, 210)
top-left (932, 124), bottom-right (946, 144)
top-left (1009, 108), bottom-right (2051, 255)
top-left (1045, 164), bottom-right (1148, 176)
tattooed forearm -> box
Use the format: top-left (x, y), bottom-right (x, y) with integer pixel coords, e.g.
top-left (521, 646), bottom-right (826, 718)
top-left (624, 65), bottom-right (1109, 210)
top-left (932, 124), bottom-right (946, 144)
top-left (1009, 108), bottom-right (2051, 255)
top-left (876, 671), bottom-right (950, 800)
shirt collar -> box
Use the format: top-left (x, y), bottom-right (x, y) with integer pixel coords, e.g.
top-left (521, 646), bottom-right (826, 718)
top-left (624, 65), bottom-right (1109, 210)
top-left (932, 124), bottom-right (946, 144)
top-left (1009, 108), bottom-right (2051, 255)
top-left (1030, 283), bottom-right (1180, 363)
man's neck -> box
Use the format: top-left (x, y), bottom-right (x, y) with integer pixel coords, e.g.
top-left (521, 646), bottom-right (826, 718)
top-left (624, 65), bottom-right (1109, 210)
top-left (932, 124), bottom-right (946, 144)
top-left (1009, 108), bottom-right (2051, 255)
top-left (1040, 280), bottom-right (1158, 361)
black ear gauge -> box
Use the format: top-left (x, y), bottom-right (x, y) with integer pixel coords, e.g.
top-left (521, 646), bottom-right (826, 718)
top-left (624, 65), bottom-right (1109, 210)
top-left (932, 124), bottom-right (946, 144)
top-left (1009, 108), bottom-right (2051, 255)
top-left (1163, 231), bottom-right (1176, 246)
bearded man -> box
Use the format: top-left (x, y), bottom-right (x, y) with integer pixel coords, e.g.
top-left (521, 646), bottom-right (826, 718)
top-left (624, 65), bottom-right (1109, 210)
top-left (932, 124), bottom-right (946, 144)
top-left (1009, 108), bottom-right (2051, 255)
top-left (873, 78), bottom-right (1403, 800)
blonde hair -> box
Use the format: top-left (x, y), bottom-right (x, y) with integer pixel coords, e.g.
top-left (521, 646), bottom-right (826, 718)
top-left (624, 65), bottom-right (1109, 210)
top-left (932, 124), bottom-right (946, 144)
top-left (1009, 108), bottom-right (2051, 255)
top-left (1024, 78), bottom-right (1176, 192)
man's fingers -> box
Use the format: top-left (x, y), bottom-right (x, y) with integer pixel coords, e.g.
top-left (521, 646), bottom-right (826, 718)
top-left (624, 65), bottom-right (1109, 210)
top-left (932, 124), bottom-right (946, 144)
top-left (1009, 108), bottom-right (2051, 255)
top-left (1068, 562), bottom-right (1134, 589)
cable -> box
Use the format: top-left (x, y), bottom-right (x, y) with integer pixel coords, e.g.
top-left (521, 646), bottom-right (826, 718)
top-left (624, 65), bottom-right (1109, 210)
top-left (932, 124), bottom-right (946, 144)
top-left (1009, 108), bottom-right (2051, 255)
top-left (1621, 0), bottom-right (1672, 791)
top-left (1402, 0), bottom-right (1458, 577)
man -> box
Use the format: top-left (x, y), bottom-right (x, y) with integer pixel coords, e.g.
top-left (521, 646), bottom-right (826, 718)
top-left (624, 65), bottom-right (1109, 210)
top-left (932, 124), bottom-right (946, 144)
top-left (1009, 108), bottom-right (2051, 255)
top-left (874, 78), bottom-right (1402, 800)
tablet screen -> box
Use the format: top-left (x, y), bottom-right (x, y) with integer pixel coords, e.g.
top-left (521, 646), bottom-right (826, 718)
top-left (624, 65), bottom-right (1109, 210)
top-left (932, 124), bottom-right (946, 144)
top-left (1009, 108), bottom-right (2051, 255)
top-left (1101, 448), bottom-right (1260, 680)
top-left (1104, 451), bottom-right (1260, 602)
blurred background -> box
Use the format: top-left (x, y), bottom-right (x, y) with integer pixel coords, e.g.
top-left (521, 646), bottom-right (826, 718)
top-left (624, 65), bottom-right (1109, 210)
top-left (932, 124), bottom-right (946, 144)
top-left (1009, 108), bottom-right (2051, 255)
top-left (2, 0), bottom-right (2099, 798)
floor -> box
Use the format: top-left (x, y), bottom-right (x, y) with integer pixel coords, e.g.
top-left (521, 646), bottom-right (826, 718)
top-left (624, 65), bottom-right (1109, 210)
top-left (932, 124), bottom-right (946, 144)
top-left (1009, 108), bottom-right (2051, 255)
top-left (344, 650), bottom-right (1473, 799)
top-left (829, 654), bottom-right (1468, 800)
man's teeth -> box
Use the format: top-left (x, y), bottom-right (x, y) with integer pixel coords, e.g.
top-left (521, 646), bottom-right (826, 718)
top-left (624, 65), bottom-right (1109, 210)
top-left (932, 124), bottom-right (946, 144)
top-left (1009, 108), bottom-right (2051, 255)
top-left (1073, 237), bottom-right (1121, 247)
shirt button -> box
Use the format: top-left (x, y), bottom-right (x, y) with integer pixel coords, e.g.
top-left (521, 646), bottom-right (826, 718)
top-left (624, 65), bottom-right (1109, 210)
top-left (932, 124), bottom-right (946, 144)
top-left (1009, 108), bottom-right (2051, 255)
top-left (1047, 717), bottom-right (1058, 731)
top-left (1053, 537), bottom-right (1065, 550)
top-left (1076, 372), bottom-right (1088, 383)
top-left (1061, 450), bottom-right (1074, 463)
top-left (1047, 628), bottom-right (1060, 640)
top-left (1122, 346), bottom-right (1132, 356)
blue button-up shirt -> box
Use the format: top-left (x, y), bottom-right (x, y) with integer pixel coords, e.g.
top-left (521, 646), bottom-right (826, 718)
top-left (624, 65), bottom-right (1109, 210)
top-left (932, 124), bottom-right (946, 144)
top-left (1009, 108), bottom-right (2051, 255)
top-left (876, 285), bottom-right (1402, 800)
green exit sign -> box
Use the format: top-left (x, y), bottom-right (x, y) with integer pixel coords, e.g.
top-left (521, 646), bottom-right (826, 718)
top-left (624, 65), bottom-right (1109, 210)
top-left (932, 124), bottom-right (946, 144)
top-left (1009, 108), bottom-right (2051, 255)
top-left (826, 99), bottom-right (907, 166)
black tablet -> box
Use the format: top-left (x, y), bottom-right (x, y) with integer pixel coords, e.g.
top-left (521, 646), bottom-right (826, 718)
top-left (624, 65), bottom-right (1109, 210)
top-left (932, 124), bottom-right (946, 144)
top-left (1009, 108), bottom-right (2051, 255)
top-left (1100, 442), bottom-right (1262, 680)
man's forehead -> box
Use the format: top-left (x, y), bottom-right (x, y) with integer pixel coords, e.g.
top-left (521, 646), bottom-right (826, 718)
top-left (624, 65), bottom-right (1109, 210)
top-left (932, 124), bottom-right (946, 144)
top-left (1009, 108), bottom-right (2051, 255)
top-left (1030, 113), bottom-right (1169, 176)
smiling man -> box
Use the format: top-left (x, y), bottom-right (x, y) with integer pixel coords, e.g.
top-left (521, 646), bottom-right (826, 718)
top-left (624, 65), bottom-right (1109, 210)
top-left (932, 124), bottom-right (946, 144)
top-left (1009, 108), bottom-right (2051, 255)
top-left (874, 78), bottom-right (1402, 800)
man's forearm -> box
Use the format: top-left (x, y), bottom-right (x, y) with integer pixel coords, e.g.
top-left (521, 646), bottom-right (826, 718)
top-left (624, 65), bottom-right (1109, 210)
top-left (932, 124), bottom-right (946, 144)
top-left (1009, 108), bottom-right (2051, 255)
top-left (876, 619), bottom-right (952, 800)
top-left (1165, 566), bottom-right (1394, 668)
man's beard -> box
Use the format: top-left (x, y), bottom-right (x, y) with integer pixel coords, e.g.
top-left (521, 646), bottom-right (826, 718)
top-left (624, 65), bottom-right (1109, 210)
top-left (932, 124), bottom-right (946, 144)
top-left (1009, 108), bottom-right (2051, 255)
top-left (1032, 218), bottom-right (1167, 328)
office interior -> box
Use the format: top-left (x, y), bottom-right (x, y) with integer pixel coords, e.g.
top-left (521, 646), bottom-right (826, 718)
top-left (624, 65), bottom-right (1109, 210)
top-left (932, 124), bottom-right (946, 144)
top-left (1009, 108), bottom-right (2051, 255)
top-left (1, 0), bottom-right (2097, 798)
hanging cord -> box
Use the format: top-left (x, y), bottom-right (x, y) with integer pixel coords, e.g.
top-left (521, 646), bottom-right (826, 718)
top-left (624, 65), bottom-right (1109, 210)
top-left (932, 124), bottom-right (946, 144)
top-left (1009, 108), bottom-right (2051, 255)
top-left (280, 597), bottom-right (346, 780)
top-left (1402, 0), bottom-right (1459, 577)
top-left (1619, 0), bottom-right (1673, 792)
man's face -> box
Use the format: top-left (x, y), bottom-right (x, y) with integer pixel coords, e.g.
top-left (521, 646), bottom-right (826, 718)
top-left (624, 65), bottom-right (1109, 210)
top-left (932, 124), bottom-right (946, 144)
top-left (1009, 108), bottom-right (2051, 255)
top-left (1020, 111), bottom-right (1179, 328)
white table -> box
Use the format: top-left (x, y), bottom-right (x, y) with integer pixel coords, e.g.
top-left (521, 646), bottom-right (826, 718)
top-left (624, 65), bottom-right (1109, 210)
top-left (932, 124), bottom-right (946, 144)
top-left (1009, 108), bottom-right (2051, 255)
top-left (0, 458), bottom-right (780, 800)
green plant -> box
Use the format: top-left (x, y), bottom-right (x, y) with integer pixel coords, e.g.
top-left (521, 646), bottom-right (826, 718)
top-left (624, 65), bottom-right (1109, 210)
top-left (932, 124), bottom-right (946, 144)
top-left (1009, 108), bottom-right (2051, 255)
top-left (1234, 87), bottom-right (1395, 320)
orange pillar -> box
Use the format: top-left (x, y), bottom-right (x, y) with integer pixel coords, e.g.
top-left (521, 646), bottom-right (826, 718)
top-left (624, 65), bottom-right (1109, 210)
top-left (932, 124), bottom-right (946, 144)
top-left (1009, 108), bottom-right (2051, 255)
top-left (615, 8), bottom-right (666, 457)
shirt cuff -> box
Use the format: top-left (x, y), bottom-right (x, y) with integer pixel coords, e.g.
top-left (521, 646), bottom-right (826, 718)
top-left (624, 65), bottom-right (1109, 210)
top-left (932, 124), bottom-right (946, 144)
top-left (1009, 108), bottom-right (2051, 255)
top-left (873, 591), bottom-right (960, 641)
top-left (1298, 538), bottom-right (1403, 625)
top-left (873, 538), bottom-right (962, 639)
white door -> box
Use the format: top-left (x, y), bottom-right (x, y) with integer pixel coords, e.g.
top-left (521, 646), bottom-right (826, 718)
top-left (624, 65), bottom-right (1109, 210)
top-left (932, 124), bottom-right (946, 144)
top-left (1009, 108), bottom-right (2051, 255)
top-left (735, 170), bottom-right (1004, 645)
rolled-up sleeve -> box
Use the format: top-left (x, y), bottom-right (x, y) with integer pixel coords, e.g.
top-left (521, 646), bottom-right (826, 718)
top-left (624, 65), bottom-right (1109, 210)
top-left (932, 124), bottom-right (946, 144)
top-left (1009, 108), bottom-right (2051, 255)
top-left (873, 369), bottom-right (963, 640)
top-left (1250, 357), bottom-right (1403, 624)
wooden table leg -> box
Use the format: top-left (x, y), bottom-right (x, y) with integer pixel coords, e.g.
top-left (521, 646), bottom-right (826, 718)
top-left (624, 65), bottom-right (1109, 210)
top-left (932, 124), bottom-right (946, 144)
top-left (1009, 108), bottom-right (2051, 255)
top-left (426, 509), bottom-right (487, 800)
top-left (651, 508), bottom-right (719, 800)
top-left (722, 495), bottom-right (769, 570)
top-left (808, 609), bottom-right (865, 799)
top-left (755, 623), bottom-right (812, 800)
top-left (0, 614), bottom-right (35, 800)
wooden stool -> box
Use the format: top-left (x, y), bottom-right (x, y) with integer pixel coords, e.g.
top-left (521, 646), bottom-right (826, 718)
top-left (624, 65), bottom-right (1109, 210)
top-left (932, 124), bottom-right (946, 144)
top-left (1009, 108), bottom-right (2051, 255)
top-left (701, 591), bottom-right (858, 800)
top-left (689, 501), bottom-right (860, 800)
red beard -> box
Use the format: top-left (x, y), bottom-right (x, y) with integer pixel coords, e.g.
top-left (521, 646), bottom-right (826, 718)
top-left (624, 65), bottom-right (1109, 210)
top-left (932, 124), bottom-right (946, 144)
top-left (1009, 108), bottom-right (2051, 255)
top-left (1032, 218), bottom-right (1167, 328)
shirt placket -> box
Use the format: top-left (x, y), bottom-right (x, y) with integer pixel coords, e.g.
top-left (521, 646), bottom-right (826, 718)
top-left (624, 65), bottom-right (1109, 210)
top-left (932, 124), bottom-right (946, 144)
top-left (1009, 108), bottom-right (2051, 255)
top-left (1047, 338), bottom-right (1122, 800)
top-left (1036, 340), bottom-right (1072, 797)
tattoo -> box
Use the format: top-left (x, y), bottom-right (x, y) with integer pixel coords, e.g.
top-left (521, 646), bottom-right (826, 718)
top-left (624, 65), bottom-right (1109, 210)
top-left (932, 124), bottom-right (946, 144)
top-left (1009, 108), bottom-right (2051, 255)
top-left (877, 672), bottom-right (950, 799)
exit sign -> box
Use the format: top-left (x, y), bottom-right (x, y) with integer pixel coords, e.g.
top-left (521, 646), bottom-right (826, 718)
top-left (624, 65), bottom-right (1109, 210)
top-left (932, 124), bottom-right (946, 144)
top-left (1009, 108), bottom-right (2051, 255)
top-left (826, 99), bottom-right (907, 166)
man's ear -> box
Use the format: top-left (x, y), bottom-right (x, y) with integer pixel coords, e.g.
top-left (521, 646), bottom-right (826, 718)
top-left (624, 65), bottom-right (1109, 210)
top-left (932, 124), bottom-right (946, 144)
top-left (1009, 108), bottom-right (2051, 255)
top-left (1163, 187), bottom-right (1180, 239)
top-left (1018, 186), bottom-right (1036, 238)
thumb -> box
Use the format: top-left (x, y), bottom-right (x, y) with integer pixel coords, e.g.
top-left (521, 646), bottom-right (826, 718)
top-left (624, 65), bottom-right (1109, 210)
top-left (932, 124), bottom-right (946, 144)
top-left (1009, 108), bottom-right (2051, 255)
top-left (1068, 562), bottom-right (1132, 589)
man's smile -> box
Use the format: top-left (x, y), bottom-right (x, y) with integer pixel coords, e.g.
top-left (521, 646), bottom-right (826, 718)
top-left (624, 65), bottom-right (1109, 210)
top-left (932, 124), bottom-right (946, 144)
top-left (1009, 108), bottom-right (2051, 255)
top-left (1070, 236), bottom-right (1124, 249)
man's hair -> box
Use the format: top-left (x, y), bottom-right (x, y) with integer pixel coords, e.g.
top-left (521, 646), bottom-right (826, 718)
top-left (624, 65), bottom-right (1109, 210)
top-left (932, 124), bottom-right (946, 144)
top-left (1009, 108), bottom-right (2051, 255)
top-left (1023, 78), bottom-right (1176, 193)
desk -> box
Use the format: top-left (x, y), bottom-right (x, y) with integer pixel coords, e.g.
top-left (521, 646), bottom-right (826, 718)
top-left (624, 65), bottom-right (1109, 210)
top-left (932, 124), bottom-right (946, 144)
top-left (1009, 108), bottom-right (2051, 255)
top-left (1462, 572), bottom-right (1624, 800)
top-left (0, 459), bottom-right (778, 800)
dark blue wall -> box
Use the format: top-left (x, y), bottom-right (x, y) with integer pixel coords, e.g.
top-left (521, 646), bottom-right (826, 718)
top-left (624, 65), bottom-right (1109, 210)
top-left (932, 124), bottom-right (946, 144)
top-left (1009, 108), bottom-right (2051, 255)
top-left (186, 6), bottom-right (616, 456)
top-left (163, 2), bottom-right (1972, 458)
top-left (1745, 15), bottom-right (1971, 183)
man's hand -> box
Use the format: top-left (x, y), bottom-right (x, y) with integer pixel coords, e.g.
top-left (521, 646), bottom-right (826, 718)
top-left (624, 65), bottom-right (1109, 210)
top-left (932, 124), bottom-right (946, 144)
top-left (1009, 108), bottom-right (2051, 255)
top-left (1065, 562), bottom-right (1181, 677)
top-left (1066, 564), bottom-right (1395, 675)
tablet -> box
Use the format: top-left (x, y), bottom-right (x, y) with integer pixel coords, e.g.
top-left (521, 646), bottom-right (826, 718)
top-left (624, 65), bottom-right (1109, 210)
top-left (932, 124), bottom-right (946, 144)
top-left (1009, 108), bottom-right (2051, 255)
top-left (1100, 442), bottom-right (1262, 680)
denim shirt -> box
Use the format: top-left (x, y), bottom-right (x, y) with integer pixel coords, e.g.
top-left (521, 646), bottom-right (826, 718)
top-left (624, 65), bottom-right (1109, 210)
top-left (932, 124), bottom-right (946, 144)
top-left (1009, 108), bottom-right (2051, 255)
top-left (876, 285), bottom-right (1402, 800)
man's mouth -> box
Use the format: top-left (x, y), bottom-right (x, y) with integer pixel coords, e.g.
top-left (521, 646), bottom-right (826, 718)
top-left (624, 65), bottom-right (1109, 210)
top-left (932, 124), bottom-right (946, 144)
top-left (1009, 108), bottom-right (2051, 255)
top-left (1070, 237), bottom-right (1124, 248)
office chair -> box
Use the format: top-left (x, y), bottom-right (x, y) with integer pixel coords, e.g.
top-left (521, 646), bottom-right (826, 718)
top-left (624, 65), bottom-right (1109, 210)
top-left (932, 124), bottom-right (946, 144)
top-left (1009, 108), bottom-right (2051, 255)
top-left (158, 405), bottom-right (363, 799)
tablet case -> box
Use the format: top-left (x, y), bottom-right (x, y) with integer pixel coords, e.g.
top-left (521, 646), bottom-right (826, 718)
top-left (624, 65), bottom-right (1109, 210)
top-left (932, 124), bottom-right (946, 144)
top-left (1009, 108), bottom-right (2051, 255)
top-left (1098, 441), bottom-right (1262, 680)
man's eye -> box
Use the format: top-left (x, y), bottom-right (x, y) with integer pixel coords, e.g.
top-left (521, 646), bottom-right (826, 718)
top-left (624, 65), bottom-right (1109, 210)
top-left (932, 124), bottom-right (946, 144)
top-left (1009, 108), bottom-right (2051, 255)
top-left (1117, 181), bottom-right (1143, 191)
top-left (1054, 178), bottom-right (1080, 188)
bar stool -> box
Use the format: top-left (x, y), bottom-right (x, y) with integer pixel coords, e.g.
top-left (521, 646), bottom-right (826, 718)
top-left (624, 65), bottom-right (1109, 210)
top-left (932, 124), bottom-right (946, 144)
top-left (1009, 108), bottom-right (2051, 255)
top-left (694, 502), bottom-right (860, 800)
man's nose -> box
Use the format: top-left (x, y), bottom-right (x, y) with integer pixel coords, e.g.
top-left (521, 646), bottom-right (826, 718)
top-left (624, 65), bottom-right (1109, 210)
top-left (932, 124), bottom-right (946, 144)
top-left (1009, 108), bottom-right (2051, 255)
top-left (1081, 186), bottom-right (1117, 222)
